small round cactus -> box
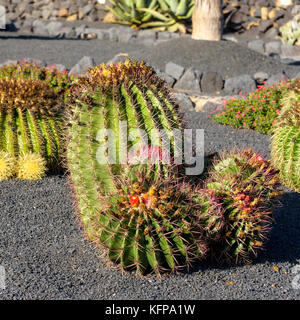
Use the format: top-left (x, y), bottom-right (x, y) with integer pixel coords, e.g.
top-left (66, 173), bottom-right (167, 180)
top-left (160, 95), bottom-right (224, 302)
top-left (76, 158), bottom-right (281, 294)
top-left (16, 153), bottom-right (47, 180)
top-left (206, 149), bottom-right (281, 265)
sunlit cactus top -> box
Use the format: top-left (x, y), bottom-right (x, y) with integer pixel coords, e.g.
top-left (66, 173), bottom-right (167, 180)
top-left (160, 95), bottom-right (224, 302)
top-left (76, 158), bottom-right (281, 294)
top-left (71, 59), bottom-right (167, 93)
top-left (0, 60), bottom-right (73, 95)
top-left (0, 78), bottom-right (62, 116)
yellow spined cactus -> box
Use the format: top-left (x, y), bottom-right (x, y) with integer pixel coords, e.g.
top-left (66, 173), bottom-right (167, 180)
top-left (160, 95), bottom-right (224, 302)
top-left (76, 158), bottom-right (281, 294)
top-left (0, 151), bottom-right (15, 180)
top-left (16, 153), bottom-right (47, 180)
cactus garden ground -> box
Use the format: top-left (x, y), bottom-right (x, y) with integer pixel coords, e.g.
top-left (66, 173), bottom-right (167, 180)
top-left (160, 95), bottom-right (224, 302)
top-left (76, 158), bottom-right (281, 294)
top-left (0, 33), bottom-right (299, 300)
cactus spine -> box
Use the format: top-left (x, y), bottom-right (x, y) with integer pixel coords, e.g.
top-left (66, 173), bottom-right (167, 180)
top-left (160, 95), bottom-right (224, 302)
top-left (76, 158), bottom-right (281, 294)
top-left (271, 79), bottom-right (300, 193)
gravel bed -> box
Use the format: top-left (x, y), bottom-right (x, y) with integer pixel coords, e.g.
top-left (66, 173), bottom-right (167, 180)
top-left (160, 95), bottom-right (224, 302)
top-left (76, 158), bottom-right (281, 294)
top-left (0, 109), bottom-right (299, 300)
top-left (0, 35), bottom-right (299, 79)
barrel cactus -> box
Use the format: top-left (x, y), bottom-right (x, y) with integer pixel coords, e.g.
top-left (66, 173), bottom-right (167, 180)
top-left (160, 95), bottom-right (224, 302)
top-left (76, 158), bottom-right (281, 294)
top-left (83, 165), bottom-right (224, 275)
top-left (271, 79), bottom-right (300, 193)
top-left (0, 78), bottom-right (64, 172)
top-left (66, 59), bottom-right (181, 200)
top-left (206, 149), bottom-right (281, 265)
top-left (0, 60), bottom-right (73, 97)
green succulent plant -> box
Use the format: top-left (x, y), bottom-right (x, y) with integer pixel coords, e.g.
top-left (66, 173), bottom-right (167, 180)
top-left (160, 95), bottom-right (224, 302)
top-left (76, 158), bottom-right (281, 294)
top-left (206, 149), bottom-right (281, 265)
top-left (280, 14), bottom-right (300, 46)
top-left (139, 0), bottom-right (194, 32)
top-left (107, 0), bottom-right (194, 32)
top-left (271, 78), bottom-right (300, 193)
top-left (106, 0), bottom-right (159, 28)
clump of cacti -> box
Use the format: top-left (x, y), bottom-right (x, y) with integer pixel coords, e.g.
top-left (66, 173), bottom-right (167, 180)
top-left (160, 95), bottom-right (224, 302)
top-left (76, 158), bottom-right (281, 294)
top-left (280, 14), bottom-right (300, 46)
top-left (205, 149), bottom-right (281, 265)
top-left (84, 165), bottom-right (223, 275)
top-left (0, 60), bottom-right (73, 97)
top-left (271, 78), bottom-right (300, 193)
top-left (0, 78), bottom-right (64, 171)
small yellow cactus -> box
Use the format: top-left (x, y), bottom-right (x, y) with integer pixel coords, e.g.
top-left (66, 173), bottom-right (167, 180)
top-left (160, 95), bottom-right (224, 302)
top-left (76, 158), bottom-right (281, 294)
top-left (16, 153), bottom-right (47, 180)
top-left (0, 151), bottom-right (15, 180)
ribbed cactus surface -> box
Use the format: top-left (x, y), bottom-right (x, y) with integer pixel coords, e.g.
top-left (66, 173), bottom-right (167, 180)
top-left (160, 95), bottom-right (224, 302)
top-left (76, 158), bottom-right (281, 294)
top-left (84, 166), bottom-right (222, 275)
top-left (0, 78), bottom-right (64, 171)
top-left (66, 59), bottom-right (181, 221)
top-left (206, 149), bottom-right (280, 264)
top-left (271, 79), bottom-right (300, 193)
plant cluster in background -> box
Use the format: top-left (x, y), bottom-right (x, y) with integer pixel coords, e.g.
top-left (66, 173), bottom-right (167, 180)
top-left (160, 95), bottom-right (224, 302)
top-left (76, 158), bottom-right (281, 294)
top-left (0, 59), bottom-right (74, 98)
top-left (280, 13), bottom-right (300, 46)
top-left (211, 80), bottom-right (291, 135)
top-left (107, 0), bottom-right (194, 33)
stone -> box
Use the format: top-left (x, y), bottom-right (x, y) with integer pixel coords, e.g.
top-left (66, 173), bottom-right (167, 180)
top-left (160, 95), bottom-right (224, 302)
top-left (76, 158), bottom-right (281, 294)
top-left (118, 28), bottom-right (137, 43)
top-left (261, 7), bottom-right (269, 20)
top-left (258, 20), bottom-right (273, 33)
top-left (263, 27), bottom-right (278, 39)
top-left (281, 45), bottom-right (300, 58)
top-left (265, 41), bottom-right (282, 55)
top-left (292, 72), bottom-right (300, 80)
top-left (172, 93), bottom-right (194, 113)
top-left (248, 40), bottom-right (265, 54)
top-left (137, 29), bottom-right (157, 39)
top-left (82, 4), bottom-right (93, 16)
top-left (253, 71), bottom-right (269, 84)
top-left (107, 27), bottom-right (119, 42)
top-left (224, 75), bottom-right (256, 95)
top-left (47, 21), bottom-right (64, 37)
top-left (174, 68), bottom-right (201, 92)
top-left (201, 72), bottom-right (224, 93)
top-left (265, 72), bottom-right (290, 87)
top-left (84, 28), bottom-right (109, 40)
top-left (157, 31), bottom-right (172, 40)
top-left (32, 20), bottom-right (49, 36)
top-left (69, 56), bottom-right (96, 76)
top-left (165, 62), bottom-right (185, 80)
top-left (61, 27), bottom-right (76, 38)
top-left (139, 38), bottom-right (157, 46)
top-left (156, 70), bottom-right (176, 88)
top-left (58, 8), bottom-right (68, 18)
top-left (66, 14), bottom-right (77, 22)
top-left (75, 24), bottom-right (87, 37)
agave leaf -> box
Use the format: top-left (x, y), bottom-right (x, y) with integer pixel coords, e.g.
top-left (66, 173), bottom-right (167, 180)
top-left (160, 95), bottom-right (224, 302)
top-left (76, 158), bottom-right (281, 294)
top-left (168, 0), bottom-right (179, 13)
top-left (157, 0), bottom-right (170, 11)
top-left (137, 8), bottom-right (169, 21)
top-left (175, 0), bottom-right (189, 16)
top-left (136, 0), bottom-right (146, 8)
top-left (139, 19), bottom-right (176, 28)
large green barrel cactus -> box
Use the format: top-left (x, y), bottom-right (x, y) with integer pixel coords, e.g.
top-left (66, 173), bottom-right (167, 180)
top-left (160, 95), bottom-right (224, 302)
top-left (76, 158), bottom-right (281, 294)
top-left (0, 78), bottom-right (64, 171)
top-left (271, 79), bottom-right (300, 193)
top-left (66, 59), bottom-right (182, 219)
top-left (205, 149), bottom-right (281, 265)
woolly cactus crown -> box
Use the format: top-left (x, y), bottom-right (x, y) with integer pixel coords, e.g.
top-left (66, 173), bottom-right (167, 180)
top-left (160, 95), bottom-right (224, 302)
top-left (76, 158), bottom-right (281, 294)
top-left (0, 78), bottom-right (62, 116)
